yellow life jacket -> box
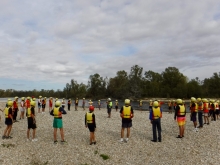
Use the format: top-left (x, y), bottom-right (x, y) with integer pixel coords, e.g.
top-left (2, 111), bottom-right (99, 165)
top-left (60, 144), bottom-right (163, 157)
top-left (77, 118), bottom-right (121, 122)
top-left (86, 112), bottom-right (93, 123)
top-left (115, 101), bottom-right (118, 106)
top-left (152, 107), bottom-right (161, 119)
top-left (4, 107), bottom-right (9, 118)
top-left (123, 106), bottom-right (131, 118)
top-left (27, 108), bottom-right (31, 117)
top-left (178, 105), bottom-right (185, 116)
top-left (54, 107), bottom-right (61, 118)
top-left (198, 102), bottom-right (204, 110)
top-left (76, 100), bottom-right (78, 104)
top-left (195, 103), bottom-right (198, 112)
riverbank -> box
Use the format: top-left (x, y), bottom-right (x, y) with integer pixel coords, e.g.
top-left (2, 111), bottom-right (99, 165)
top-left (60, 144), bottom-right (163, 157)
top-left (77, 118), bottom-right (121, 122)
top-left (0, 102), bottom-right (220, 165)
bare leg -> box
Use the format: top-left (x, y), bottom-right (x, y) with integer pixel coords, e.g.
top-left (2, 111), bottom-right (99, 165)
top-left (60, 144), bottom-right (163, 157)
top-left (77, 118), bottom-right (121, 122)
top-left (121, 128), bottom-right (124, 138)
top-left (7, 125), bottom-right (12, 137)
top-left (54, 128), bottom-right (57, 141)
top-left (127, 128), bottom-right (130, 138)
top-left (60, 128), bottom-right (64, 141)
top-left (33, 129), bottom-right (36, 139)
top-left (27, 129), bottom-right (30, 139)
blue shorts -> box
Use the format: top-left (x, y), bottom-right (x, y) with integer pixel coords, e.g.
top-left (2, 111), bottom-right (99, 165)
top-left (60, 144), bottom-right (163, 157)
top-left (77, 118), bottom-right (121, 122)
top-left (38, 105), bottom-right (41, 109)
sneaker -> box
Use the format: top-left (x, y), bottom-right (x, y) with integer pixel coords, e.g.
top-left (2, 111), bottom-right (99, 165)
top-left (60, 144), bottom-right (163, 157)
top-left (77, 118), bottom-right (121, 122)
top-left (119, 139), bottom-right (124, 143)
top-left (32, 138), bottom-right (38, 142)
top-left (54, 140), bottom-right (58, 144)
top-left (2, 135), bottom-right (6, 139)
top-left (125, 138), bottom-right (129, 142)
top-left (6, 136), bottom-right (13, 139)
top-left (61, 140), bottom-right (67, 144)
top-left (93, 141), bottom-right (96, 145)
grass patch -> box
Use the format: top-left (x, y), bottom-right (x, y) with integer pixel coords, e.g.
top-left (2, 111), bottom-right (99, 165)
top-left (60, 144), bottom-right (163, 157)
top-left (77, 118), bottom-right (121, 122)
top-left (1, 143), bottom-right (15, 148)
top-left (100, 154), bottom-right (110, 160)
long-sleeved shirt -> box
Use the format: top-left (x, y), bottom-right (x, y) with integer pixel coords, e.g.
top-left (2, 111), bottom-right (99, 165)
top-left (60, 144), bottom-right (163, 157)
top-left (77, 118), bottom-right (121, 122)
top-left (149, 107), bottom-right (162, 120)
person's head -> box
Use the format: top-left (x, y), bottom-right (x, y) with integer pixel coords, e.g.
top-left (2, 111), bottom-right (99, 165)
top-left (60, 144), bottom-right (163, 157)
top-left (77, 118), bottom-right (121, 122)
top-left (83, 98), bottom-right (85, 100)
top-left (89, 106), bottom-right (94, 112)
top-left (55, 101), bottom-right (61, 107)
top-left (27, 97), bottom-right (31, 100)
top-left (31, 101), bottom-right (36, 107)
top-left (7, 100), bottom-right (13, 107)
top-left (197, 98), bottom-right (201, 102)
top-left (32, 98), bottom-right (36, 101)
top-left (176, 99), bottom-right (183, 105)
top-left (21, 97), bottom-right (25, 101)
top-left (108, 98), bottom-right (111, 102)
top-left (125, 99), bottom-right (130, 105)
top-left (39, 96), bottom-right (42, 99)
top-left (14, 96), bottom-right (18, 101)
top-left (153, 101), bottom-right (159, 108)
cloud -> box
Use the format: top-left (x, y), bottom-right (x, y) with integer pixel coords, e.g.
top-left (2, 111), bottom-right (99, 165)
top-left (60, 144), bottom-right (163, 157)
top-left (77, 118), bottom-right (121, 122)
top-left (0, 0), bottom-right (220, 90)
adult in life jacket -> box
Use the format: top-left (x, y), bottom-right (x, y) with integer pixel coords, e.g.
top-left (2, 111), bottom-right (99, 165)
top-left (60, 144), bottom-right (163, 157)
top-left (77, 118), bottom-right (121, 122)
top-left (107, 98), bottom-right (113, 118)
top-left (75, 98), bottom-right (79, 111)
top-left (119, 99), bottom-right (134, 143)
top-left (49, 97), bottom-right (53, 112)
top-left (50, 100), bottom-right (67, 144)
top-left (85, 106), bottom-right (96, 145)
top-left (149, 101), bottom-right (162, 142)
top-left (190, 97), bottom-right (198, 132)
top-left (209, 99), bottom-right (216, 121)
top-left (203, 99), bottom-right (210, 125)
top-left (98, 100), bottom-right (101, 110)
top-left (2, 100), bottom-right (14, 139)
top-left (41, 98), bottom-right (46, 114)
top-left (67, 98), bottom-right (71, 111)
top-left (19, 97), bottom-right (26, 120)
top-left (197, 98), bottom-right (204, 128)
top-left (26, 101), bottom-right (37, 142)
top-left (12, 96), bottom-right (19, 122)
top-left (215, 100), bottom-right (219, 120)
top-left (168, 100), bottom-right (172, 114)
top-left (174, 99), bottom-right (186, 138)
top-left (115, 100), bottom-right (119, 112)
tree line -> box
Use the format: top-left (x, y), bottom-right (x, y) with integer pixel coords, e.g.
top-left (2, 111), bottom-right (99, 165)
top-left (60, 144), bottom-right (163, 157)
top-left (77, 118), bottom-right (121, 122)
top-left (1, 65), bottom-right (220, 100)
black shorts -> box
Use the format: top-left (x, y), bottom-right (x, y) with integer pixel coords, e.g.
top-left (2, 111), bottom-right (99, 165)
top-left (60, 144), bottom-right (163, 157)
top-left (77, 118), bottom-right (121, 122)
top-left (122, 121), bottom-right (132, 128)
top-left (215, 110), bottom-right (219, 115)
top-left (107, 108), bottom-right (112, 114)
top-left (168, 106), bottom-right (172, 110)
top-left (75, 104), bottom-right (78, 106)
top-left (88, 124), bottom-right (95, 132)
top-left (27, 117), bottom-right (37, 129)
top-left (5, 118), bottom-right (13, 125)
top-left (42, 105), bottom-right (45, 108)
top-left (115, 106), bottom-right (118, 109)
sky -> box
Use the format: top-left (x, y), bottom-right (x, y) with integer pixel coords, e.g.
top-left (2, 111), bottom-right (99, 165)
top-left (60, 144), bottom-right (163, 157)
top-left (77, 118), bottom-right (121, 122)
top-left (0, 0), bottom-right (220, 91)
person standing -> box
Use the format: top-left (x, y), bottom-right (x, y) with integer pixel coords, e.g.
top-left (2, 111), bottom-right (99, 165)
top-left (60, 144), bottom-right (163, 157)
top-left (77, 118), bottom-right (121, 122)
top-left (13, 97), bottom-right (19, 122)
top-left (149, 101), bottom-right (162, 142)
top-left (2, 100), bottom-right (13, 139)
top-left (168, 100), bottom-right (172, 113)
top-left (197, 98), bottom-right (204, 128)
top-left (174, 99), bottom-right (186, 138)
top-left (203, 99), bottom-right (209, 125)
top-left (68, 99), bottom-right (71, 111)
top-left (62, 98), bottom-right (66, 108)
top-left (98, 100), bottom-right (101, 110)
top-left (27, 101), bottom-right (37, 142)
top-left (139, 100), bottom-right (143, 111)
top-left (190, 97), bottom-right (198, 132)
top-left (85, 106), bottom-right (96, 145)
top-left (41, 98), bottom-right (46, 114)
top-left (38, 96), bottom-right (42, 113)
top-left (19, 97), bottom-right (26, 120)
top-left (50, 100), bottom-right (67, 144)
top-left (115, 100), bottom-right (119, 112)
top-left (82, 98), bottom-right (85, 110)
top-left (49, 97), bottom-right (53, 112)
top-left (149, 100), bottom-right (153, 111)
top-left (75, 98), bottom-right (79, 111)
top-left (120, 99), bottom-right (134, 142)
top-left (107, 98), bottom-right (112, 118)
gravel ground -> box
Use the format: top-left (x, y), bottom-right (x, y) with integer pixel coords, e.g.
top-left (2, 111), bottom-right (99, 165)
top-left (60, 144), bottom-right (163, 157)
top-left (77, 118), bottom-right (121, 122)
top-left (0, 102), bottom-right (220, 165)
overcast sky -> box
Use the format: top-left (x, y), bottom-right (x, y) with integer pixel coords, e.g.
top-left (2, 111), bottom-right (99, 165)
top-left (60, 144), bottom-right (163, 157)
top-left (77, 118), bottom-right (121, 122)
top-left (0, 0), bottom-right (220, 91)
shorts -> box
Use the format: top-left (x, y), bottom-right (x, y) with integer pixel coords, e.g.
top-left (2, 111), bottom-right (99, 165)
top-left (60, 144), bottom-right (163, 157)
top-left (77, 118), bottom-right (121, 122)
top-left (42, 105), bottom-right (45, 108)
top-left (75, 104), bottom-right (78, 106)
top-left (115, 106), bottom-right (118, 109)
top-left (215, 109), bottom-right (219, 115)
top-left (177, 117), bottom-right (186, 126)
top-left (88, 124), bottom-right (95, 132)
top-left (27, 117), bottom-right (37, 129)
top-left (204, 112), bottom-right (209, 117)
top-left (38, 105), bottom-right (41, 109)
top-left (20, 107), bottom-right (25, 112)
top-left (5, 118), bottom-right (13, 125)
top-left (168, 106), bottom-right (172, 110)
top-left (191, 112), bottom-right (197, 122)
top-left (122, 121), bottom-right (132, 128)
top-left (53, 118), bottom-right (63, 128)
top-left (107, 108), bottom-right (112, 114)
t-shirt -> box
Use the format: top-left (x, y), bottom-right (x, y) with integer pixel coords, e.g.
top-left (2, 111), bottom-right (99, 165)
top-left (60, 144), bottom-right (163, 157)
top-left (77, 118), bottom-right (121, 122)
top-left (120, 106), bottom-right (134, 123)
